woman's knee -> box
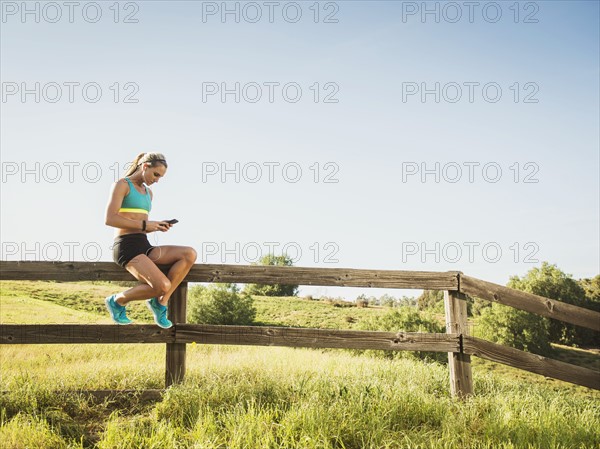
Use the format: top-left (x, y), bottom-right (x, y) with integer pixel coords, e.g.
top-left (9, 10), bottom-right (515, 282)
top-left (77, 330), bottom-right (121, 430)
top-left (153, 278), bottom-right (172, 296)
top-left (184, 247), bottom-right (197, 264)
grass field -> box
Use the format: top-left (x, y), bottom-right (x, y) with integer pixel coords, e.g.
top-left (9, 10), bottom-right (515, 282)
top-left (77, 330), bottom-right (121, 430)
top-left (1, 281), bottom-right (599, 448)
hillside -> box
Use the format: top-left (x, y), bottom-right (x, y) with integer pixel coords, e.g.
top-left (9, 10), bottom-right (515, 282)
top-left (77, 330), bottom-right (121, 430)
top-left (1, 281), bottom-right (599, 448)
top-left (253, 294), bottom-right (387, 329)
top-left (0, 281), bottom-right (389, 327)
top-left (1, 280), bottom-right (598, 387)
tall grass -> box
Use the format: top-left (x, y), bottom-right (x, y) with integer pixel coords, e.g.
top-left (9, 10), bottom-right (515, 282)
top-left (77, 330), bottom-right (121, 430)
top-left (2, 345), bottom-right (599, 448)
top-left (1, 281), bottom-right (599, 448)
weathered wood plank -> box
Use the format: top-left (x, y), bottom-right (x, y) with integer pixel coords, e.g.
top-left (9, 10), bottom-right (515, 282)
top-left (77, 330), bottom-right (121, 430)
top-left (188, 265), bottom-right (459, 289)
top-left (0, 261), bottom-right (170, 282)
top-left (460, 275), bottom-right (600, 331)
top-left (0, 324), bottom-right (173, 344)
top-left (444, 291), bottom-right (473, 397)
top-left (463, 336), bottom-right (600, 390)
top-left (175, 325), bottom-right (461, 352)
top-left (0, 261), bottom-right (460, 290)
top-left (0, 324), bottom-right (460, 352)
top-left (166, 283), bottom-right (187, 387)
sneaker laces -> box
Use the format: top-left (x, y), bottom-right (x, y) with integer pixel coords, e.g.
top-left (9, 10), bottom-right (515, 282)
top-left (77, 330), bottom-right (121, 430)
top-left (159, 306), bottom-right (168, 320)
top-left (113, 299), bottom-right (128, 320)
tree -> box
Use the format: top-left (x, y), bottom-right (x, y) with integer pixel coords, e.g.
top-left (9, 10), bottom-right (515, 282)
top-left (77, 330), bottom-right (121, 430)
top-left (367, 296), bottom-right (379, 306)
top-left (477, 262), bottom-right (599, 353)
top-left (507, 262), bottom-right (593, 346)
top-left (355, 294), bottom-right (369, 308)
top-left (243, 254), bottom-right (299, 297)
top-left (578, 275), bottom-right (600, 306)
top-left (576, 275), bottom-right (600, 346)
top-left (417, 290), bottom-right (443, 311)
top-left (478, 303), bottom-right (552, 355)
top-left (398, 295), bottom-right (418, 307)
top-left (188, 283), bottom-right (256, 325)
top-left (379, 294), bottom-right (396, 307)
top-left (417, 290), bottom-right (479, 316)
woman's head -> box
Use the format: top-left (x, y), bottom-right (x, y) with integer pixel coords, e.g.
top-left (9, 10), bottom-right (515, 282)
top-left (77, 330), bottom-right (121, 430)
top-left (125, 152), bottom-right (168, 184)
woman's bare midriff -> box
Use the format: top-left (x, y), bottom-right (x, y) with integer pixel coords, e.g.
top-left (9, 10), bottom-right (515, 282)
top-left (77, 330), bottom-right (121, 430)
top-left (115, 211), bottom-right (149, 237)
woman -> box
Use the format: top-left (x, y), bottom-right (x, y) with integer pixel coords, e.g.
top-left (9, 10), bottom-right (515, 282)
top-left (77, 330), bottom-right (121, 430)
top-left (104, 152), bottom-right (197, 328)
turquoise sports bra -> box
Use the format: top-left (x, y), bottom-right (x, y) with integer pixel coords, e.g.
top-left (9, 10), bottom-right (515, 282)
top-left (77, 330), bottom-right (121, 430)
top-left (119, 177), bottom-right (152, 214)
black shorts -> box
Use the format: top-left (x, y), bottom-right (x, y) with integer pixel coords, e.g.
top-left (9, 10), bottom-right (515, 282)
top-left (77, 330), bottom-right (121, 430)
top-left (112, 233), bottom-right (156, 268)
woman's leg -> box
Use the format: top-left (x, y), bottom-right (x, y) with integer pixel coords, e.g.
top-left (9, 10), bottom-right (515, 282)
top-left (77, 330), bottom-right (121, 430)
top-left (114, 254), bottom-right (172, 306)
top-left (146, 245), bottom-right (197, 305)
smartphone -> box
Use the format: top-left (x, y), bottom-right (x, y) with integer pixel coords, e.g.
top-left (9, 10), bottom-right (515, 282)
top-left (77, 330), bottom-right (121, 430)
top-left (164, 219), bottom-right (179, 225)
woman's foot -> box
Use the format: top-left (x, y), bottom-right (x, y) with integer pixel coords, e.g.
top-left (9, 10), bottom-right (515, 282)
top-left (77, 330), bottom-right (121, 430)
top-left (105, 294), bottom-right (133, 325)
top-left (146, 297), bottom-right (173, 329)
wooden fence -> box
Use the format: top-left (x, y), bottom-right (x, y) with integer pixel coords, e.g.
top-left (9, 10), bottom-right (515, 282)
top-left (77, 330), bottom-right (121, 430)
top-left (1, 261), bottom-right (599, 397)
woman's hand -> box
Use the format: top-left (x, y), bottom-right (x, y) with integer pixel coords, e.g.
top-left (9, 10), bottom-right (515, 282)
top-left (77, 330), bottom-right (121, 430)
top-left (146, 220), bottom-right (172, 233)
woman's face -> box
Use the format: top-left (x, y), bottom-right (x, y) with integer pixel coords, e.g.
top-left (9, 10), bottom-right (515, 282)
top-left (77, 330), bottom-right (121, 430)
top-left (142, 163), bottom-right (167, 185)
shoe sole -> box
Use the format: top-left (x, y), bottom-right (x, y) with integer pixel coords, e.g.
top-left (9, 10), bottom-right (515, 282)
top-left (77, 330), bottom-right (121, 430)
top-left (146, 300), bottom-right (173, 329)
top-left (105, 296), bottom-right (132, 325)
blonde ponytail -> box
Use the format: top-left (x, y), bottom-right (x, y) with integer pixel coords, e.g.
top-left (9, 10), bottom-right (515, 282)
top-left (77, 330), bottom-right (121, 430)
top-left (124, 152), bottom-right (168, 177)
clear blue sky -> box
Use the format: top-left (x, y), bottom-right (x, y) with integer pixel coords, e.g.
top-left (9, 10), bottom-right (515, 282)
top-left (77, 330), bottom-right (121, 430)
top-left (1, 1), bottom-right (598, 299)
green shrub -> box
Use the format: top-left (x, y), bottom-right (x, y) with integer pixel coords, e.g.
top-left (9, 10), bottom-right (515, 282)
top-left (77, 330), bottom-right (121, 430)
top-left (477, 303), bottom-right (552, 355)
top-left (356, 308), bottom-right (446, 363)
top-left (243, 254), bottom-right (299, 297)
top-left (188, 283), bottom-right (256, 325)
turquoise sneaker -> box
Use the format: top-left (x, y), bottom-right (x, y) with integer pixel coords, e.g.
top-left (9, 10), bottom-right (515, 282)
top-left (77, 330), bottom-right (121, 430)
top-left (146, 298), bottom-right (173, 329)
top-left (105, 294), bottom-right (133, 325)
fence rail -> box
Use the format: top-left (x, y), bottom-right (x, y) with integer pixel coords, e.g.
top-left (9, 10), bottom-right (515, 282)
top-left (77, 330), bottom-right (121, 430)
top-left (0, 261), bottom-right (460, 289)
top-left (460, 275), bottom-right (600, 331)
top-left (0, 324), bottom-right (460, 352)
top-left (463, 336), bottom-right (599, 390)
top-left (1, 261), bottom-right (598, 395)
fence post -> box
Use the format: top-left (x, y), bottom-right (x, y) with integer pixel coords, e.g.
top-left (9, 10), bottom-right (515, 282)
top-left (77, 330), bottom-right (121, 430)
top-left (165, 282), bottom-right (187, 388)
top-left (444, 290), bottom-right (473, 398)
